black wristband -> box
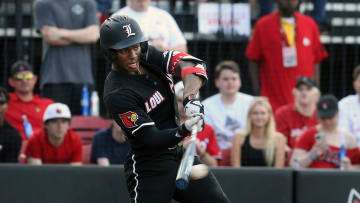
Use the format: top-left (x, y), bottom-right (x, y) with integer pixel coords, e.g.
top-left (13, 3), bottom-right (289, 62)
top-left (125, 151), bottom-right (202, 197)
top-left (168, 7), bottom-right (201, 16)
top-left (177, 123), bottom-right (191, 138)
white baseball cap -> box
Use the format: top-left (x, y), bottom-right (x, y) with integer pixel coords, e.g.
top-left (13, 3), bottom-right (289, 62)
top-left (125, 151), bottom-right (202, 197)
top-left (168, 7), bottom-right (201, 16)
top-left (43, 103), bottom-right (71, 122)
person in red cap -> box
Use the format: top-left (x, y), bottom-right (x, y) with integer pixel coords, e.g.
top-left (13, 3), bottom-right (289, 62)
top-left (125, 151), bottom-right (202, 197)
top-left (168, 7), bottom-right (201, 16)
top-left (291, 95), bottom-right (360, 169)
top-left (25, 103), bottom-right (82, 165)
top-left (6, 60), bottom-right (54, 140)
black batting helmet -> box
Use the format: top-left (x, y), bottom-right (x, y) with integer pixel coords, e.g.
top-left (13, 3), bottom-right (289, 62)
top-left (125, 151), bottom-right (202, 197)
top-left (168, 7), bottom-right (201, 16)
top-left (100, 15), bottom-right (148, 61)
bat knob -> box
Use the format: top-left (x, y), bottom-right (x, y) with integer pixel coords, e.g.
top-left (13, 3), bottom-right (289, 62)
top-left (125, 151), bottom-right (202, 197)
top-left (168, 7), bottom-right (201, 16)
top-left (175, 179), bottom-right (188, 190)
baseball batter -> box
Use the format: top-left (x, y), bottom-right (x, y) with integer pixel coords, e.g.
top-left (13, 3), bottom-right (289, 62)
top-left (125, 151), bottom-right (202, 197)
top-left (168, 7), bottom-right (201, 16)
top-left (101, 15), bottom-right (230, 203)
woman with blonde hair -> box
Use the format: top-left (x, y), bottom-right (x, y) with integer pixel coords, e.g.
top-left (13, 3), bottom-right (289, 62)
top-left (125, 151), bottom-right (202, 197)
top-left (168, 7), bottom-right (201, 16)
top-left (231, 97), bottom-right (286, 168)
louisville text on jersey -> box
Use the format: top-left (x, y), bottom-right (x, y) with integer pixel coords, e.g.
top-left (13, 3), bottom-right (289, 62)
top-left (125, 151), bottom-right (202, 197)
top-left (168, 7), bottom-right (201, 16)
top-left (144, 91), bottom-right (165, 113)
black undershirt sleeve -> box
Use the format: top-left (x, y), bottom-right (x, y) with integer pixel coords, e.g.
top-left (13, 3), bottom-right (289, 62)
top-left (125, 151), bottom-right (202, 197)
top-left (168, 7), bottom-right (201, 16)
top-left (134, 125), bottom-right (189, 149)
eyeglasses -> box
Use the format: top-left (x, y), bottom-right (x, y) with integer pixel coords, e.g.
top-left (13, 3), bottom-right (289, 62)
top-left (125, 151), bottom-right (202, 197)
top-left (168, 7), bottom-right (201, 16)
top-left (0, 100), bottom-right (7, 105)
top-left (14, 73), bottom-right (34, 81)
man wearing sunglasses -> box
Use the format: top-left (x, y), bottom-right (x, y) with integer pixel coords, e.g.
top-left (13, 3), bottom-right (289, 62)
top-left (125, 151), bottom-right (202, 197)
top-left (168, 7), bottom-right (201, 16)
top-left (275, 77), bottom-right (320, 165)
top-left (0, 87), bottom-right (22, 163)
top-left (6, 61), bottom-right (54, 140)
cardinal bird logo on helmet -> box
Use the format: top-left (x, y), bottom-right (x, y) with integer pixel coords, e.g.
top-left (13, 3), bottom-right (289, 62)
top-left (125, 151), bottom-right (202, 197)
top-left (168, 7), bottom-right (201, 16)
top-left (119, 111), bottom-right (138, 128)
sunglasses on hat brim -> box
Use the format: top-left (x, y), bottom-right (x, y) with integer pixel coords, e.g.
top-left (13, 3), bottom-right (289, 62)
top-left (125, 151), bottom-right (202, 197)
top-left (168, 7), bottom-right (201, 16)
top-left (14, 73), bottom-right (34, 81)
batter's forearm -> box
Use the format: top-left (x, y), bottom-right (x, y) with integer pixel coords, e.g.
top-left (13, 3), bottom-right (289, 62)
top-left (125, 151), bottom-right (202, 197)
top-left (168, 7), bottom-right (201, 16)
top-left (182, 74), bottom-right (203, 99)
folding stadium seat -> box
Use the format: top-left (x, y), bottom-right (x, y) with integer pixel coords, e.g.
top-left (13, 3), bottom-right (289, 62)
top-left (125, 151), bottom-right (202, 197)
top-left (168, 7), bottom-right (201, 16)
top-left (82, 144), bottom-right (93, 164)
top-left (71, 116), bottom-right (112, 145)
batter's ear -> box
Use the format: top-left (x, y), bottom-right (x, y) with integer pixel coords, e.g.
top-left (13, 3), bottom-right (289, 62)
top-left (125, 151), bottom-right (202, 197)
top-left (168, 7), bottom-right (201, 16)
top-left (140, 41), bottom-right (149, 61)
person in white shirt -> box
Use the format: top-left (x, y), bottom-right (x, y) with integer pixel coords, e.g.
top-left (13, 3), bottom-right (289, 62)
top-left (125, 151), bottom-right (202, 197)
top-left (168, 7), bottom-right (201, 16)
top-left (339, 65), bottom-right (360, 145)
top-left (113, 0), bottom-right (187, 53)
top-left (202, 60), bottom-right (254, 150)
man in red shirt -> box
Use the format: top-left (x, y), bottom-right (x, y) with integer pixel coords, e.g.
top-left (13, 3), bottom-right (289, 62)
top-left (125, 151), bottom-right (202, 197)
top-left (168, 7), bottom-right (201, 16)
top-left (275, 77), bottom-right (319, 150)
top-left (275, 77), bottom-right (319, 165)
top-left (25, 103), bottom-right (82, 165)
top-left (175, 82), bottom-right (221, 167)
top-left (6, 61), bottom-right (54, 140)
top-left (246, 0), bottom-right (328, 111)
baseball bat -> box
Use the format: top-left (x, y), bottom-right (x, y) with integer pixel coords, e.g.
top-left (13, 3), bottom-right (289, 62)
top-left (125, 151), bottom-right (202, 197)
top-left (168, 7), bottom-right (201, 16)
top-left (175, 126), bottom-right (198, 190)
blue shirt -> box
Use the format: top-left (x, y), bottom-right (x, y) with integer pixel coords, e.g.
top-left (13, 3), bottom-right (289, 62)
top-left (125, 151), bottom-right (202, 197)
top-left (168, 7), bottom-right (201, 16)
top-left (90, 128), bottom-right (130, 164)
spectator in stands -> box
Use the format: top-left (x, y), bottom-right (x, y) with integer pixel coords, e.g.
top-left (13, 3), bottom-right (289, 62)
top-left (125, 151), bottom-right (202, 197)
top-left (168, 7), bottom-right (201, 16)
top-left (113, 0), bottom-right (187, 53)
top-left (175, 81), bottom-right (220, 167)
top-left (6, 61), bottom-right (54, 140)
top-left (246, 0), bottom-right (328, 112)
top-left (275, 77), bottom-right (320, 159)
top-left (231, 97), bottom-right (286, 168)
top-left (0, 87), bottom-right (22, 163)
top-left (202, 60), bottom-right (254, 150)
top-left (25, 103), bottom-right (82, 165)
top-left (34, 0), bottom-right (99, 115)
top-left (339, 65), bottom-right (360, 146)
top-left (90, 120), bottom-right (130, 166)
top-left (291, 95), bottom-right (360, 170)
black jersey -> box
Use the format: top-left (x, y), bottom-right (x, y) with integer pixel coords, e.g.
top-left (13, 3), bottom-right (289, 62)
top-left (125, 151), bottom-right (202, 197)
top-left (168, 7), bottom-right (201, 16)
top-left (104, 46), bottom-right (202, 157)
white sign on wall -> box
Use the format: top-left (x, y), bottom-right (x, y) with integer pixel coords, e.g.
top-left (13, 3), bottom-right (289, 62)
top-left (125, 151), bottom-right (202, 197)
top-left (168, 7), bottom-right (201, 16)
top-left (198, 3), bottom-right (251, 36)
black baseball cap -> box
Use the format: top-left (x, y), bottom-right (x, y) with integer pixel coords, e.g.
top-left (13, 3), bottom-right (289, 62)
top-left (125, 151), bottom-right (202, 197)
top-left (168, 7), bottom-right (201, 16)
top-left (10, 60), bottom-right (33, 77)
top-left (296, 77), bottom-right (316, 88)
top-left (317, 94), bottom-right (338, 118)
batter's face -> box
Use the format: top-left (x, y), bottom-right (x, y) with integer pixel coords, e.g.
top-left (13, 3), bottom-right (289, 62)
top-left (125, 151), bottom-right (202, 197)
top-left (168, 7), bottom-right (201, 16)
top-left (215, 69), bottom-right (241, 97)
top-left (277, 0), bottom-right (299, 17)
top-left (114, 44), bottom-right (142, 75)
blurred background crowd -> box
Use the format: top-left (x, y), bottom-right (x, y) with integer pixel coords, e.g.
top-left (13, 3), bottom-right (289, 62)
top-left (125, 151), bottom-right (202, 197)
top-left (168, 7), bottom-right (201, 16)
top-left (0, 0), bottom-right (360, 172)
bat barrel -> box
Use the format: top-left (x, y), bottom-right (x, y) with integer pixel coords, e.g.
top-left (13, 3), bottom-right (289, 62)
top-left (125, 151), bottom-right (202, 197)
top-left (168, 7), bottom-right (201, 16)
top-left (175, 126), bottom-right (198, 190)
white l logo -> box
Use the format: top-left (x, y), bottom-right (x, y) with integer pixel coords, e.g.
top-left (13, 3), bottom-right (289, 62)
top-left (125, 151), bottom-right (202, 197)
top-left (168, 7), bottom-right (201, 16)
top-left (123, 24), bottom-right (136, 38)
